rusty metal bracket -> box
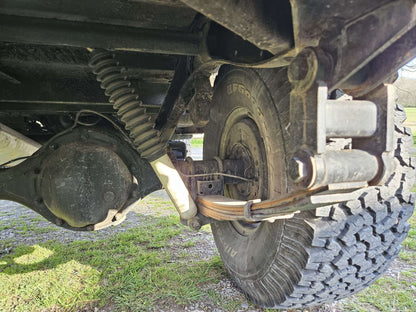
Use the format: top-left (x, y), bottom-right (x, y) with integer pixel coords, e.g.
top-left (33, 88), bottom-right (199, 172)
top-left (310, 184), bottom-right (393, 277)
top-left (197, 180), bottom-right (223, 196)
top-left (287, 47), bottom-right (394, 190)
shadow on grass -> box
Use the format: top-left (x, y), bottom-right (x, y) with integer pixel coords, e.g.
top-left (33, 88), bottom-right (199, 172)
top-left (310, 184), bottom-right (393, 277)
top-left (0, 215), bottom-right (225, 312)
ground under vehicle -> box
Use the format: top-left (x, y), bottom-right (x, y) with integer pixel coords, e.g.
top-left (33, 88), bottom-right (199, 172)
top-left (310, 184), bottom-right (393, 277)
top-left (0, 0), bottom-right (415, 308)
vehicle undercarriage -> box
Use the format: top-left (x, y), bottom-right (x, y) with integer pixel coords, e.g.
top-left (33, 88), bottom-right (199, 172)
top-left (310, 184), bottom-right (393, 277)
top-left (0, 0), bottom-right (415, 308)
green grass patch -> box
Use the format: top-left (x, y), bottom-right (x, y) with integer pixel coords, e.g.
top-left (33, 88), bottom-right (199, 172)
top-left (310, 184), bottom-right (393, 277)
top-left (343, 274), bottom-right (416, 312)
top-left (404, 107), bottom-right (416, 122)
top-left (401, 211), bottom-right (416, 259)
top-left (404, 107), bottom-right (416, 136)
top-left (191, 138), bottom-right (203, 148)
top-left (0, 218), bottom-right (59, 235)
top-left (399, 250), bottom-right (416, 263)
top-left (205, 289), bottom-right (242, 311)
top-left (181, 239), bottom-right (197, 248)
top-left (0, 215), bottom-right (225, 311)
top-left (399, 111), bottom-right (416, 263)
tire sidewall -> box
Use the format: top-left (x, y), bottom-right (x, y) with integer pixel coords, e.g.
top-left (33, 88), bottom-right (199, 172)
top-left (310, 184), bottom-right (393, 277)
top-left (204, 67), bottom-right (288, 199)
top-left (205, 67), bottom-right (290, 281)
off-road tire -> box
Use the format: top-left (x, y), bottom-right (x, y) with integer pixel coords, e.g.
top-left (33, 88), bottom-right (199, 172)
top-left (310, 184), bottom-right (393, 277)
top-left (204, 66), bottom-right (415, 309)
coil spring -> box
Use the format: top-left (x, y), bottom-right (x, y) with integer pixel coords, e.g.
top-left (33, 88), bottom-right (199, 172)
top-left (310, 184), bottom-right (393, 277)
top-left (88, 50), bottom-right (165, 161)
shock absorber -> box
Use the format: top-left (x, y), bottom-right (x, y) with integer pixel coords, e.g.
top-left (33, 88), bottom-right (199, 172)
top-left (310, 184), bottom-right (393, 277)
top-left (88, 50), bottom-right (197, 220)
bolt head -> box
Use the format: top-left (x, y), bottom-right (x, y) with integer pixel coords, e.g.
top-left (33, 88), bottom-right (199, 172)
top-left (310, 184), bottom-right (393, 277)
top-left (287, 48), bottom-right (321, 89)
top-left (289, 157), bottom-right (307, 183)
top-left (188, 217), bottom-right (202, 231)
top-left (288, 54), bottom-right (309, 82)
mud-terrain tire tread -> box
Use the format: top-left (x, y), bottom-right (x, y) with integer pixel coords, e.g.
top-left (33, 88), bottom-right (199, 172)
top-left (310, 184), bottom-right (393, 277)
top-left (207, 67), bottom-right (415, 309)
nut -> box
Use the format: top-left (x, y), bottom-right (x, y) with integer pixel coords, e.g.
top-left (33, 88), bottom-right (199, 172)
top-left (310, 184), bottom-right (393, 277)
top-left (289, 157), bottom-right (307, 183)
top-left (288, 53), bottom-right (310, 82)
top-left (187, 217), bottom-right (202, 231)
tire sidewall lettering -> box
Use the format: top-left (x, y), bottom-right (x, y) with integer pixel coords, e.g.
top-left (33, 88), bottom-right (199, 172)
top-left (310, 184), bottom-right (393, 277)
top-left (226, 83), bottom-right (257, 108)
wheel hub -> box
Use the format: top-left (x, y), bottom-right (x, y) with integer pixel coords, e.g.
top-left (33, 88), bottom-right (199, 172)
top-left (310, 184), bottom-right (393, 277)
top-left (219, 110), bottom-right (269, 234)
top-left (220, 112), bottom-right (268, 202)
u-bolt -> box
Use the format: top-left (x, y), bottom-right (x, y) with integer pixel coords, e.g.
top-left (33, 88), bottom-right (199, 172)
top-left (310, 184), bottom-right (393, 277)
top-left (88, 50), bottom-right (197, 220)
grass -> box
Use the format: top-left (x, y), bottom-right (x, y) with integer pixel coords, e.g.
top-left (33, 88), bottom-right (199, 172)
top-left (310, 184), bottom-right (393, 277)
top-left (0, 215), bottom-right (225, 311)
top-left (404, 107), bottom-right (416, 138)
top-left (400, 108), bottom-right (416, 264)
top-left (191, 137), bottom-right (203, 148)
top-left (342, 275), bottom-right (416, 312)
top-left (0, 217), bottom-right (59, 234)
top-left (403, 211), bottom-right (416, 250)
